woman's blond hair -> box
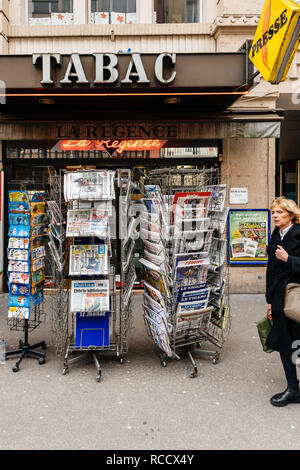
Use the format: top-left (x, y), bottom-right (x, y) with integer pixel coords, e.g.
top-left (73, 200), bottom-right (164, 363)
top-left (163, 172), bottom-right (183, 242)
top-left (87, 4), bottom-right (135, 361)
top-left (271, 196), bottom-right (300, 224)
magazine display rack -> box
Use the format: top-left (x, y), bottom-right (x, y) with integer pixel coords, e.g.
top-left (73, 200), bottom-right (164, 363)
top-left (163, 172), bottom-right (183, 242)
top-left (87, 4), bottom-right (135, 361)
top-left (48, 169), bottom-right (135, 382)
top-left (5, 182), bottom-right (48, 372)
top-left (139, 168), bottom-right (231, 378)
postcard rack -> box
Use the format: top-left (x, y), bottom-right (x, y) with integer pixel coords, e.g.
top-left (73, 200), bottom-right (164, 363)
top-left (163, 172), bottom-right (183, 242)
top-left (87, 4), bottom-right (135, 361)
top-left (48, 168), bottom-right (135, 382)
top-left (139, 167), bottom-right (231, 378)
top-left (5, 180), bottom-right (48, 372)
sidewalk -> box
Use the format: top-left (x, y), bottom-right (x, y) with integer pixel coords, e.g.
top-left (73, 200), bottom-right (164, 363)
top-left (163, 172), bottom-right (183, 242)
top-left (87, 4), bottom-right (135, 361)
top-left (0, 293), bottom-right (299, 451)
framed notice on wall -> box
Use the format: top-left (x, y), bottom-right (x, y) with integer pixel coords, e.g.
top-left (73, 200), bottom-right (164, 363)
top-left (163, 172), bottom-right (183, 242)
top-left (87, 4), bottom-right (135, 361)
top-left (228, 209), bottom-right (271, 266)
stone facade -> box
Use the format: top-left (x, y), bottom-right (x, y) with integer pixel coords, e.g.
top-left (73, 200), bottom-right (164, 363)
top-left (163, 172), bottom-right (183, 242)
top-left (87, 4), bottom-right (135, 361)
top-left (0, 0), bottom-right (299, 293)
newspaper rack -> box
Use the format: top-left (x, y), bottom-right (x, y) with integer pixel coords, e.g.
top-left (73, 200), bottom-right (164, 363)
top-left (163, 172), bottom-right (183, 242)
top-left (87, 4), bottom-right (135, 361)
top-left (140, 168), bottom-right (231, 378)
top-left (48, 169), bottom-right (135, 382)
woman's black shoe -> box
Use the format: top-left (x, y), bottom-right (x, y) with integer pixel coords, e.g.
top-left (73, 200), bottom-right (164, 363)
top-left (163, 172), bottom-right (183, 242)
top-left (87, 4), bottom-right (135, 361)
top-left (271, 385), bottom-right (300, 407)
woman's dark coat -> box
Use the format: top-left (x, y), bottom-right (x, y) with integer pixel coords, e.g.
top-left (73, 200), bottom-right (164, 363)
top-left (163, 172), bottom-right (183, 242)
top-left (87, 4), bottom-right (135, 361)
top-left (266, 223), bottom-right (300, 355)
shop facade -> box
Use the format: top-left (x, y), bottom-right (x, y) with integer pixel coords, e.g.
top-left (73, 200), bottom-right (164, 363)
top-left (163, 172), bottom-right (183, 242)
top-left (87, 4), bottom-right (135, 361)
top-left (0, 0), bottom-right (299, 294)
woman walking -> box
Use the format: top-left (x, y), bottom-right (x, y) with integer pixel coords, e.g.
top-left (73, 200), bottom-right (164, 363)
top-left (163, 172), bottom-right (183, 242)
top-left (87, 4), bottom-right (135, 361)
top-left (266, 197), bottom-right (300, 407)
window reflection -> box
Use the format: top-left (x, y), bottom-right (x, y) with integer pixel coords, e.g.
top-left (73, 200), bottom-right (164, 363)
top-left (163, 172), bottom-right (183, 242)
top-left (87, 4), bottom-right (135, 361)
top-left (90, 0), bottom-right (137, 24)
top-left (28, 0), bottom-right (73, 24)
top-left (154, 0), bottom-right (200, 24)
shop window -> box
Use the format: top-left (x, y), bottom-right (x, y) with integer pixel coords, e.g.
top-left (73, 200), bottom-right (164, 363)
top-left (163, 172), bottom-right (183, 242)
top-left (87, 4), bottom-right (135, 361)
top-left (90, 0), bottom-right (137, 24)
top-left (280, 160), bottom-right (298, 203)
top-left (154, 0), bottom-right (201, 24)
top-left (28, 0), bottom-right (74, 25)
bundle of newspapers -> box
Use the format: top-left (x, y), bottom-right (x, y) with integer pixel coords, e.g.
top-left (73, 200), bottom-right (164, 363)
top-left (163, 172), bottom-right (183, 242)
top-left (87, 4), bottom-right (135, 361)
top-left (139, 182), bottom-right (229, 357)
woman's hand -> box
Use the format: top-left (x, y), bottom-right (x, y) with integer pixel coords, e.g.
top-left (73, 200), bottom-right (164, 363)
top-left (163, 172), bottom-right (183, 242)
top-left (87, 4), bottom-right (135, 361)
top-left (266, 304), bottom-right (272, 320)
top-left (275, 245), bottom-right (289, 263)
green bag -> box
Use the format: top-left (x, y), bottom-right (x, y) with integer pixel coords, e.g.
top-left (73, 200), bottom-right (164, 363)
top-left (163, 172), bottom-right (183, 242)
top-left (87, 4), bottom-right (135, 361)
top-left (256, 316), bottom-right (274, 353)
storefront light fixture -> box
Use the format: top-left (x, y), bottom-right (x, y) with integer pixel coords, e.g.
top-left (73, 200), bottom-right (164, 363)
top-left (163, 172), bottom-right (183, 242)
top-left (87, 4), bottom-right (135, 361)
top-left (38, 98), bottom-right (55, 105)
top-left (164, 97), bottom-right (181, 104)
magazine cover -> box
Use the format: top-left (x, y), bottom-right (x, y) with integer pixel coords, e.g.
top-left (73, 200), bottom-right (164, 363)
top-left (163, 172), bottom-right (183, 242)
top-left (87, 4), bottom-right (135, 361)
top-left (8, 237), bottom-right (29, 250)
top-left (64, 170), bottom-right (115, 201)
top-left (8, 260), bottom-right (30, 273)
top-left (66, 209), bottom-right (108, 238)
top-left (9, 226), bottom-right (30, 238)
top-left (8, 306), bottom-right (30, 320)
top-left (172, 192), bottom-right (211, 222)
top-left (31, 213), bottom-right (47, 227)
top-left (122, 265), bottom-right (137, 307)
top-left (32, 268), bottom-right (45, 285)
top-left (70, 279), bottom-right (110, 313)
top-left (31, 202), bottom-right (46, 215)
top-left (139, 258), bottom-right (170, 296)
top-left (144, 304), bottom-right (171, 333)
top-left (205, 184), bottom-right (227, 212)
top-left (69, 245), bottom-right (108, 275)
top-left (177, 282), bottom-right (207, 302)
top-left (8, 202), bottom-right (30, 214)
top-left (9, 283), bottom-right (31, 296)
top-left (8, 295), bottom-right (31, 308)
top-left (8, 249), bottom-right (30, 261)
top-left (144, 315), bottom-right (173, 357)
top-left (32, 257), bottom-right (45, 273)
top-left (175, 263), bottom-right (209, 292)
top-left (143, 280), bottom-right (166, 309)
top-left (9, 191), bottom-right (30, 203)
top-left (9, 213), bottom-right (30, 226)
top-left (179, 287), bottom-right (211, 304)
top-left (30, 224), bottom-right (46, 238)
top-left (31, 246), bottom-right (46, 260)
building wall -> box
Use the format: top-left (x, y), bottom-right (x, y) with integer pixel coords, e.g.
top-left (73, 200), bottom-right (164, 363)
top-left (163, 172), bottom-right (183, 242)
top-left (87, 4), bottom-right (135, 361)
top-left (0, 0), bottom-right (298, 293)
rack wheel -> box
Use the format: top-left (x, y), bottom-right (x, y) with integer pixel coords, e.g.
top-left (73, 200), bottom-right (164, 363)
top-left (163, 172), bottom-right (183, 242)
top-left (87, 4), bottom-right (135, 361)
top-left (160, 359), bottom-right (167, 368)
top-left (213, 355), bottom-right (220, 365)
top-left (96, 373), bottom-right (101, 382)
top-left (12, 365), bottom-right (19, 373)
top-left (41, 342), bottom-right (47, 350)
top-left (38, 358), bottom-right (46, 365)
top-left (119, 357), bottom-right (124, 364)
top-left (190, 369), bottom-right (198, 378)
top-left (62, 367), bottom-right (68, 376)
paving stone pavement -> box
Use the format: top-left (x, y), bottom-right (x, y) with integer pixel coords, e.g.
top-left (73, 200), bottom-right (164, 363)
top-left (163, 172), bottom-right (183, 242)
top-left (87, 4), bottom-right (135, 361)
top-left (0, 293), bottom-right (299, 451)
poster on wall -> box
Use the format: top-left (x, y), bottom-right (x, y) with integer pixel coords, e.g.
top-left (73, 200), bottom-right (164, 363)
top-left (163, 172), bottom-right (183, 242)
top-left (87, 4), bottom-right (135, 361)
top-left (228, 209), bottom-right (271, 265)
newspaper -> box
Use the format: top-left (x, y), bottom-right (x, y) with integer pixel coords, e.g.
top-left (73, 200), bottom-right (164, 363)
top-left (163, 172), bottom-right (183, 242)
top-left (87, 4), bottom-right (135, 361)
top-left (177, 287), bottom-right (211, 313)
top-left (70, 279), bottom-right (110, 313)
top-left (139, 258), bottom-right (170, 297)
top-left (144, 315), bottom-right (173, 357)
top-left (64, 171), bottom-right (115, 201)
top-left (122, 265), bottom-right (137, 306)
top-left (204, 184), bottom-right (227, 212)
top-left (66, 209), bottom-right (109, 238)
top-left (69, 245), bottom-right (108, 275)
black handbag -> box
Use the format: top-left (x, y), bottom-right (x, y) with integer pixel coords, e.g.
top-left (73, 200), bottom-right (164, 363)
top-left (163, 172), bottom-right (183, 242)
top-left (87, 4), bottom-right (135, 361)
top-left (256, 316), bottom-right (274, 353)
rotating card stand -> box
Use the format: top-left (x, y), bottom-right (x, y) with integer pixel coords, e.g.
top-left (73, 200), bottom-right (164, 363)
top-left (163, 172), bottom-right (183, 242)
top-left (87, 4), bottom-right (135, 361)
top-left (6, 182), bottom-right (47, 372)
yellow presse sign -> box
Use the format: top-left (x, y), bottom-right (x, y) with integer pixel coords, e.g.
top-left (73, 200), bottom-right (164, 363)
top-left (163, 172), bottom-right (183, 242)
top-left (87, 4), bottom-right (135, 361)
top-left (249, 0), bottom-right (300, 84)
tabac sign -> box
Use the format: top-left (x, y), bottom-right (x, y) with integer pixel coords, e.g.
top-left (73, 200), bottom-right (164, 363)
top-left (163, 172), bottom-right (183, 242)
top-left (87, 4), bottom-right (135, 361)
top-left (249, 0), bottom-right (300, 84)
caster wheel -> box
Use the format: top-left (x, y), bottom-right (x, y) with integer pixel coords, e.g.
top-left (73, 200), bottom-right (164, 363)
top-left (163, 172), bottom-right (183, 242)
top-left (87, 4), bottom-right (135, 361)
top-left (62, 368), bottom-right (68, 376)
top-left (161, 360), bottom-right (167, 368)
top-left (213, 356), bottom-right (220, 365)
top-left (12, 365), bottom-right (19, 373)
top-left (38, 358), bottom-right (45, 365)
top-left (41, 343), bottom-right (47, 350)
top-left (119, 357), bottom-right (124, 364)
top-left (96, 374), bottom-right (101, 382)
top-left (190, 369), bottom-right (198, 378)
